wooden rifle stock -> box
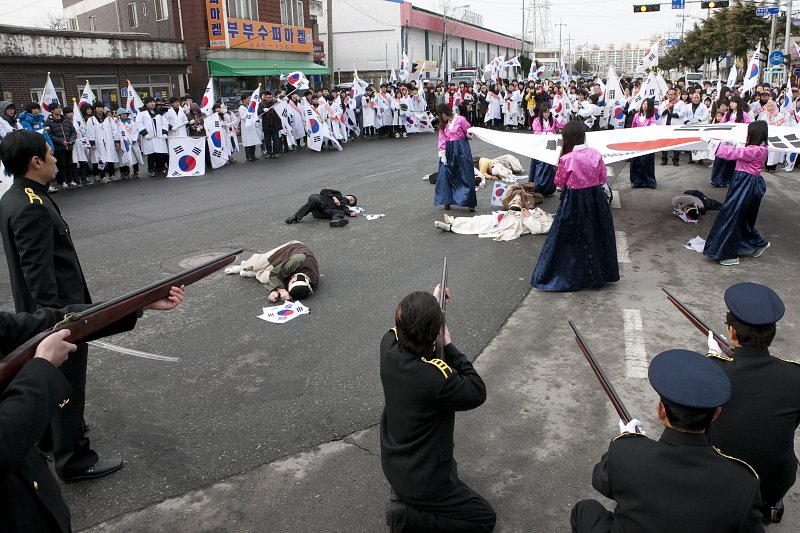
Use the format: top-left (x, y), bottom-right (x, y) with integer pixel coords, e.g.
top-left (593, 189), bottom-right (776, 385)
top-left (0, 250), bottom-right (241, 393)
top-left (436, 257), bottom-right (448, 358)
top-left (661, 288), bottom-right (734, 359)
top-left (569, 321), bottom-right (632, 425)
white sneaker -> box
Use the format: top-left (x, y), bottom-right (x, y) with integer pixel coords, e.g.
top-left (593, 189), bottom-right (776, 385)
top-left (61, 183), bottom-right (69, 190)
top-left (48, 185), bottom-right (58, 193)
top-left (752, 242), bottom-right (770, 258)
top-left (394, 132), bottom-right (400, 138)
top-left (68, 181), bottom-right (79, 188)
top-left (239, 270), bottom-right (257, 278)
top-left (402, 132), bottom-right (407, 138)
top-left (100, 177), bottom-right (110, 184)
top-left (434, 220), bottom-right (452, 232)
top-left (224, 265), bottom-right (242, 275)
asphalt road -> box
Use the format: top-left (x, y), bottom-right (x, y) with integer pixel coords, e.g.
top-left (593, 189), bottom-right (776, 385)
top-left (3, 134), bottom-right (799, 532)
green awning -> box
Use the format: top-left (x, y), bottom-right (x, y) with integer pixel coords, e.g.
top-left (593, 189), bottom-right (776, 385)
top-left (208, 59), bottom-right (330, 77)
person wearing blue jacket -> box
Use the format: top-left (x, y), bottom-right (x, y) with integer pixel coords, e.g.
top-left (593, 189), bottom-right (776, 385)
top-left (18, 103), bottom-right (54, 152)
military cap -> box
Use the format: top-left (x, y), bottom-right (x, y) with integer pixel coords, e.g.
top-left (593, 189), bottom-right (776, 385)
top-left (724, 282), bottom-right (784, 326)
top-left (649, 349), bottom-right (731, 409)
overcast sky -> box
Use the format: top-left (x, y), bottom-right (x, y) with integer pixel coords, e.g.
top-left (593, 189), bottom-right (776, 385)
top-left (1, 0), bottom-right (712, 45)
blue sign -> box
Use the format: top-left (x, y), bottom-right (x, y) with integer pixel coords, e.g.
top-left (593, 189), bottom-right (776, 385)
top-left (756, 6), bottom-right (780, 15)
top-left (769, 51), bottom-right (785, 65)
top-left (667, 38), bottom-right (681, 47)
top-left (793, 67), bottom-right (800, 77)
top-left (672, 0), bottom-right (685, 8)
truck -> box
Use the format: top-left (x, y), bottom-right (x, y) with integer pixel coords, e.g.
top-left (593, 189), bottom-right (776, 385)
top-left (449, 68), bottom-right (481, 85)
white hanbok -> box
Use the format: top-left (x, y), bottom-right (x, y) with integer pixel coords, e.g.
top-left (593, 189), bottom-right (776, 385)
top-left (484, 92), bottom-right (502, 123)
top-left (86, 116), bottom-right (120, 165)
top-left (445, 208), bottom-right (553, 241)
top-left (238, 104), bottom-right (261, 147)
top-left (361, 95), bottom-right (377, 128)
top-left (165, 107), bottom-right (189, 138)
top-left (72, 117), bottom-right (89, 163)
top-left (135, 111), bottom-right (168, 154)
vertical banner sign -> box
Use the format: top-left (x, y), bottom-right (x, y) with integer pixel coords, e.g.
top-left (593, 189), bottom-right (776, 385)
top-left (206, 0), bottom-right (226, 48)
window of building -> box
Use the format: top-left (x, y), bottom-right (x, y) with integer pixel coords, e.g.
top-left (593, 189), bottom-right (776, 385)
top-left (228, 0), bottom-right (257, 20)
top-left (450, 47), bottom-right (459, 69)
top-left (89, 16), bottom-right (96, 31)
top-left (478, 51), bottom-right (486, 68)
top-left (431, 45), bottom-right (441, 63)
top-left (66, 17), bottom-right (79, 30)
top-left (78, 76), bottom-right (121, 109)
top-left (465, 49), bottom-right (474, 67)
top-left (155, 0), bottom-right (169, 21)
top-left (280, 0), bottom-right (303, 26)
top-left (142, 2), bottom-right (147, 16)
top-left (128, 3), bottom-right (138, 28)
top-left (29, 75), bottom-right (67, 107)
top-left (128, 74), bottom-right (171, 101)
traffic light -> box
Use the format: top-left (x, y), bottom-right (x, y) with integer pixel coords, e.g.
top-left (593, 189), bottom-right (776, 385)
top-left (700, 1), bottom-right (729, 7)
top-left (634, 4), bottom-right (661, 13)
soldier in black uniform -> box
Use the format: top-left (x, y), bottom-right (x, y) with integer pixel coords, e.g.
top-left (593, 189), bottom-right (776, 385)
top-left (380, 287), bottom-right (496, 533)
top-left (0, 130), bottom-right (117, 482)
top-left (707, 282), bottom-right (800, 524)
top-left (285, 188), bottom-right (358, 227)
top-left (571, 349), bottom-right (764, 533)
top-left (0, 288), bottom-right (184, 532)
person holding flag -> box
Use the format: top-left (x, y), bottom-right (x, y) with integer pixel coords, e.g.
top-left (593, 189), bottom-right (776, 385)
top-left (756, 99), bottom-right (787, 172)
top-left (85, 102), bottom-right (119, 183)
top-left (135, 96), bottom-right (169, 177)
top-left (629, 98), bottom-right (658, 189)
top-left (70, 99), bottom-right (91, 186)
top-left (239, 88), bottom-right (261, 161)
top-left (658, 87), bottom-right (683, 166)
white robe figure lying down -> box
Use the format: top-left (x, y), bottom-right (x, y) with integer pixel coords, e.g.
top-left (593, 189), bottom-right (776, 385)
top-left (435, 207), bottom-right (553, 241)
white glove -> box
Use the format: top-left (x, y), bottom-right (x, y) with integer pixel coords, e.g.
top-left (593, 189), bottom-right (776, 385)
top-left (144, 134), bottom-right (153, 140)
top-left (466, 130), bottom-right (474, 140)
top-left (707, 331), bottom-right (724, 356)
top-left (161, 134), bottom-right (168, 139)
top-left (188, 119), bottom-right (196, 125)
top-left (439, 150), bottom-right (446, 164)
top-left (707, 139), bottom-right (720, 154)
top-left (619, 418), bottom-right (645, 435)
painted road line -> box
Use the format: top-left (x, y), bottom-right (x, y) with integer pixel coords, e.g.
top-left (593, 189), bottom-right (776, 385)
top-left (610, 191), bottom-right (621, 209)
top-left (616, 231), bottom-right (630, 263)
top-left (623, 308), bottom-right (648, 379)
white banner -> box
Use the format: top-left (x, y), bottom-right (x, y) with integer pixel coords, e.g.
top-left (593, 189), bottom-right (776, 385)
top-left (469, 123), bottom-right (800, 166)
top-left (204, 115), bottom-right (229, 169)
top-left (167, 137), bottom-right (206, 177)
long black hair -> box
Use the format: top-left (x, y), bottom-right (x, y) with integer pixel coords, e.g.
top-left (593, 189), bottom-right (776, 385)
top-left (746, 120), bottom-right (768, 146)
top-left (537, 102), bottom-right (553, 127)
top-left (436, 103), bottom-right (453, 131)
top-left (641, 98), bottom-right (655, 119)
top-left (727, 95), bottom-right (746, 123)
top-left (560, 120), bottom-right (586, 157)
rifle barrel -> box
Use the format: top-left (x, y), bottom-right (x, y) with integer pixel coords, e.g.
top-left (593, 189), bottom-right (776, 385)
top-left (661, 288), bottom-right (734, 358)
top-left (569, 320), bottom-right (632, 424)
top-left (0, 250), bottom-right (241, 392)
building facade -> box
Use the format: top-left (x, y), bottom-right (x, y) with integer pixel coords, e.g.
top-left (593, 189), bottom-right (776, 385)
top-left (0, 24), bottom-right (187, 109)
top-left (573, 40), bottom-right (652, 77)
top-left (317, 0), bottom-right (525, 84)
top-left (60, 0), bottom-right (326, 101)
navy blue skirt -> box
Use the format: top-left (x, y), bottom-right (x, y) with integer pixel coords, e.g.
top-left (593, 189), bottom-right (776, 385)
top-left (629, 153), bottom-right (656, 188)
top-left (704, 170), bottom-right (768, 261)
top-left (532, 186), bottom-right (620, 292)
top-left (710, 157), bottom-right (736, 187)
top-left (530, 158), bottom-right (556, 196)
top-left (434, 138), bottom-right (477, 208)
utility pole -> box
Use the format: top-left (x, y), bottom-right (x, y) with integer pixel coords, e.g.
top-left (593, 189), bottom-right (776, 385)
top-left (522, 0), bottom-right (525, 57)
top-left (327, 0), bottom-right (334, 82)
top-left (785, 0), bottom-right (794, 57)
top-left (556, 21), bottom-right (567, 67)
top-left (769, 0), bottom-right (778, 54)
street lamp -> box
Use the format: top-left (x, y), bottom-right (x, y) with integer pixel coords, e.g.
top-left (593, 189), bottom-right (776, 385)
top-left (442, 3), bottom-right (470, 81)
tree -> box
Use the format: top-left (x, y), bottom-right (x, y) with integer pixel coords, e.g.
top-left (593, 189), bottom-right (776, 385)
top-left (436, 0), bottom-right (466, 79)
top-left (41, 14), bottom-right (68, 30)
top-left (574, 58), bottom-right (591, 73)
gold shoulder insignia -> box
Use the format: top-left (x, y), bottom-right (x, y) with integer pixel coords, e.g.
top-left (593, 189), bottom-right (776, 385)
top-left (612, 432), bottom-right (649, 442)
top-left (389, 327), bottom-right (398, 341)
top-left (24, 187), bottom-right (42, 205)
top-left (421, 357), bottom-right (452, 379)
top-left (706, 352), bottom-right (733, 362)
top-left (713, 447), bottom-right (759, 479)
top-left (776, 356), bottom-right (800, 366)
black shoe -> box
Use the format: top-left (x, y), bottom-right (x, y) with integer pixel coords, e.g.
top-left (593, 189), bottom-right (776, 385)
top-left (660, 160), bottom-right (668, 166)
top-left (673, 161), bottom-right (679, 167)
top-left (329, 218), bottom-right (349, 228)
top-left (444, 205), bottom-right (451, 210)
top-left (386, 500), bottom-right (407, 531)
top-left (285, 216), bottom-right (299, 224)
top-left (687, 160), bottom-right (695, 164)
top-left (468, 207), bottom-right (475, 212)
top-left (61, 457), bottom-right (124, 483)
top-left (273, 153), bottom-right (279, 159)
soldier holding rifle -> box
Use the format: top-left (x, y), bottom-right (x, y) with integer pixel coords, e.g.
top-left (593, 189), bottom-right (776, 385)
top-left (380, 275), bottom-right (496, 533)
top-left (571, 344), bottom-right (764, 532)
top-left (0, 287), bottom-right (184, 533)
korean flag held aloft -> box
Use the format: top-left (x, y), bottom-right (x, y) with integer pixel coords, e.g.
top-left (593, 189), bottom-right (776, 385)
top-left (204, 115), bottom-right (229, 169)
top-left (285, 71), bottom-right (310, 90)
top-left (167, 137), bottom-right (206, 177)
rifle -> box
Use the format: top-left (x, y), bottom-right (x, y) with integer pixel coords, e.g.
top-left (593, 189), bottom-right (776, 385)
top-left (569, 321), bottom-right (633, 426)
top-left (436, 257), bottom-right (448, 358)
top-left (0, 249), bottom-right (241, 393)
top-left (662, 288), bottom-right (734, 359)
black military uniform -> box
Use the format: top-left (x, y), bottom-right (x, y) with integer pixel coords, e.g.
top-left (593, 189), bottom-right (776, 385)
top-left (0, 305), bottom-right (138, 532)
top-left (0, 177), bottom-right (97, 479)
top-left (379, 328), bottom-right (496, 533)
top-left (286, 189), bottom-right (356, 227)
top-left (571, 349), bottom-right (764, 533)
top-left (708, 283), bottom-right (800, 522)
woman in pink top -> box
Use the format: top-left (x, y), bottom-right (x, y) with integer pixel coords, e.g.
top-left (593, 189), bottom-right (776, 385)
top-left (434, 103), bottom-right (477, 210)
top-left (532, 121), bottom-right (619, 291)
top-left (529, 102), bottom-right (566, 197)
top-left (704, 120), bottom-right (770, 266)
top-left (629, 98), bottom-right (658, 189)
top-left (711, 95), bottom-right (750, 187)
